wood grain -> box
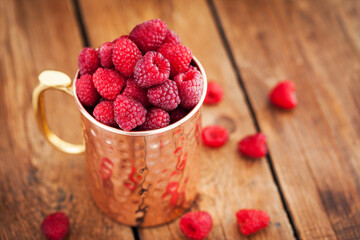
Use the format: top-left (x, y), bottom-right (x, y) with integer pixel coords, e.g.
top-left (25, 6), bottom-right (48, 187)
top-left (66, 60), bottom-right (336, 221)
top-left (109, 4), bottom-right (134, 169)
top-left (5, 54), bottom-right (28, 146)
top-left (79, 0), bottom-right (295, 239)
top-left (214, 0), bottom-right (360, 239)
top-left (0, 0), bottom-right (133, 239)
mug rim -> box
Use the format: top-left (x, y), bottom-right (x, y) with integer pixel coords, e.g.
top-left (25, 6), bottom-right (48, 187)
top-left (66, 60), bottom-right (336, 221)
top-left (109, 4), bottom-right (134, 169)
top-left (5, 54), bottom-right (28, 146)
top-left (72, 56), bottom-right (207, 136)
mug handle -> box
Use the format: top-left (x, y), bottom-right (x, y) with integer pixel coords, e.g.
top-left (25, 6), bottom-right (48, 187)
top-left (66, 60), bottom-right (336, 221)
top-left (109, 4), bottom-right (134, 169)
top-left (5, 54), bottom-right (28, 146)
top-left (32, 70), bottom-right (85, 154)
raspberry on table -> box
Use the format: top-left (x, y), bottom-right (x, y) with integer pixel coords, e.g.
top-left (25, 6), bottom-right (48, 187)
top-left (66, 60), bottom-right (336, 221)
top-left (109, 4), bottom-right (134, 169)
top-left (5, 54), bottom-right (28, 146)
top-left (236, 209), bottom-right (270, 236)
top-left (114, 95), bottom-right (147, 131)
top-left (99, 42), bottom-right (114, 68)
top-left (204, 81), bottom-right (223, 105)
top-left (169, 107), bottom-right (188, 123)
top-left (202, 125), bottom-right (229, 148)
top-left (75, 74), bottom-right (100, 107)
top-left (93, 101), bottom-right (117, 127)
top-left (112, 37), bottom-right (142, 77)
top-left (174, 69), bottom-right (204, 109)
top-left (163, 28), bottom-right (181, 44)
top-left (129, 18), bottom-right (167, 52)
top-left (41, 212), bottom-right (69, 240)
top-left (179, 211), bottom-right (213, 240)
top-left (133, 51), bottom-right (170, 88)
top-left (122, 77), bottom-right (150, 108)
top-left (238, 133), bottom-right (267, 158)
top-left (93, 68), bottom-right (126, 101)
top-left (157, 43), bottom-right (192, 77)
top-left (269, 80), bottom-right (297, 109)
top-left (78, 47), bottom-right (100, 75)
top-left (147, 80), bottom-right (180, 111)
top-left (138, 108), bottom-right (170, 130)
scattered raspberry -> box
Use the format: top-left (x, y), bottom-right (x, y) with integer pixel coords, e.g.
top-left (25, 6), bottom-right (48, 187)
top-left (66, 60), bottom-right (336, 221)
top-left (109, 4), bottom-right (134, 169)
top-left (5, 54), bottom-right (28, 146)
top-left (157, 43), bottom-right (192, 77)
top-left (114, 95), bottom-right (147, 131)
top-left (133, 51), bottom-right (170, 88)
top-left (163, 29), bottom-right (181, 44)
top-left (75, 74), bottom-right (100, 107)
top-left (93, 68), bottom-right (126, 100)
top-left (238, 133), bottom-right (267, 158)
top-left (179, 211), bottom-right (213, 240)
top-left (236, 209), bottom-right (270, 236)
top-left (138, 108), bottom-right (170, 130)
top-left (41, 212), bottom-right (69, 240)
top-left (202, 125), bottom-right (229, 148)
top-left (122, 77), bottom-right (150, 108)
top-left (269, 80), bottom-right (297, 109)
top-left (99, 42), bottom-right (113, 68)
top-left (78, 47), bottom-right (100, 75)
top-left (93, 101), bottom-right (116, 127)
top-left (174, 69), bottom-right (203, 109)
top-left (129, 18), bottom-right (167, 52)
top-left (169, 107), bottom-right (188, 123)
top-left (204, 81), bottom-right (223, 105)
top-left (112, 38), bottom-right (142, 77)
top-left (147, 80), bottom-right (180, 111)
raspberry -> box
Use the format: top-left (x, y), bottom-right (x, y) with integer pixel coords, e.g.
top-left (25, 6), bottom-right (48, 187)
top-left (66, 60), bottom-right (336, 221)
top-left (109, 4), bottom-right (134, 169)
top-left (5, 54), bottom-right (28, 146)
top-left (114, 95), bottom-right (147, 131)
top-left (174, 69), bottom-right (203, 109)
top-left (202, 125), bottom-right (229, 148)
top-left (93, 68), bottom-right (126, 100)
top-left (138, 108), bottom-right (170, 130)
top-left (112, 38), bottom-right (142, 77)
top-left (179, 211), bottom-right (213, 240)
top-left (236, 209), bottom-right (270, 236)
top-left (122, 77), bottom-right (150, 108)
top-left (78, 47), bottom-right (100, 75)
top-left (157, 43), bottom-right (192, 77)
top-left (41, 212), bottom-right (69, 240)
top-left (93, 101), bottom-right (116, 127)
top-left (99, 42), bottom-right (113, 68)
top-left (113, 35), bottom-right (130, 43)
top-left (163, 29), bottom-right (181, 44)
top-left (129, 19), bottom-right (167, 52)
top-left (75, 74), bottom-right (100, 107)
top-left (147, 80), bottom-right (180, 111)
top-left (169, 107), bottom-right (188, 123)
top-left (204, 81), bottom-right (223, 105)
top-left (134, 51), bottom-right (170, 88)
top-left (269, 80), bottom-right (297, 109)
top-left (238, 133), bottom-right (267, 158)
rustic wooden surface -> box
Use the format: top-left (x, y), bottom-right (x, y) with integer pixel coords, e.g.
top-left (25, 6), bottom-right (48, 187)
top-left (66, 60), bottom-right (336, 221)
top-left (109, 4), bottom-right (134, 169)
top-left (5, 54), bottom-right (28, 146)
top-left (1, 0), bottom-right (359, 239)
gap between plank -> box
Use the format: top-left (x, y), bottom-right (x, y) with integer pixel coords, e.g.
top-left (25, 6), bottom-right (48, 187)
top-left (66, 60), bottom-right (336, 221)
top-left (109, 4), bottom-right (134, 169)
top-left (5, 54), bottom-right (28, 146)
top-left (206, 0), bottom-right (300, 239)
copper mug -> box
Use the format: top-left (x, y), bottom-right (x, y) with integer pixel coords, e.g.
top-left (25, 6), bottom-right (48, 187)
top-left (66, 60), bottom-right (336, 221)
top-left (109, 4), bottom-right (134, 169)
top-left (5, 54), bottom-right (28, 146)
top-left (32, 57), bottom-right (207, 227)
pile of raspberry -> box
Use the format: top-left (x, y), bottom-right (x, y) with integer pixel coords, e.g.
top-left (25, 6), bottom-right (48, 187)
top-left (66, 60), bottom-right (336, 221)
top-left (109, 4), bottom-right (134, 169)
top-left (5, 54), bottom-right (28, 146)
top-left (76, 19), bottom-right (204, 131)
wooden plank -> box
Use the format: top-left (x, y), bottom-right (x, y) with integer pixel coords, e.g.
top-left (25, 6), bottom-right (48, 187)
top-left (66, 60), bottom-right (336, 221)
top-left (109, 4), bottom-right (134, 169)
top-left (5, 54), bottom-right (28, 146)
top-left (79, 0), bottom-right (295, 239)
top-left (0, 0), bottom-right (134, 239)
top-left (213, 0), bottom-right (360, 239)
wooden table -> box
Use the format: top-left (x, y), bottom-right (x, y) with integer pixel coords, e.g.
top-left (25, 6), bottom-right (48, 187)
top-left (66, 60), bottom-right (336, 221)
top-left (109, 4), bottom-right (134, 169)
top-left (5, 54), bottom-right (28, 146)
top-left (1, 0), bottom-right (359, 239)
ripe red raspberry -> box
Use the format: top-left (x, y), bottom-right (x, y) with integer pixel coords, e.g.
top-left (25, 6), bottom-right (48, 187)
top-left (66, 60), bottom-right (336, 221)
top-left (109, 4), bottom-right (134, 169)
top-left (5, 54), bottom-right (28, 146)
top-left (112, 38), bottom-right (142, 77)
top-left (138, 108), bottom-right (170, 130)
top-left (99, 42), bottom-right (113, 68)
top-left (78, 47), bottom-right (100, 75)
top-left (93, 68), bottom-right (126, 100)
top-left (238, 133), bottom-right (267, 158)
top-left (169, 107), bottom-right (188, 123)
top-left (134, 51), bottom-right (170, 88)
top-left (204, 81), bottom-right (223, 105)
top-left (75, 74), bottom-right (100, 107)
top-left (114, 95), bottom-right (147, 131)
top-left (174, 69), bottom-right (204, 109)
top-left (129, 18), bottom-right (167, 52)
top-left (147, 80), bottom-right (180, 111)
top-left (157, 43), bottom-right (192, 77)
top-left (202, 125), bottom-right (229, 148)
top-left (122, 77), bottom-right (150, 108)
top-left (179, 211), bottom-right (213, 240)
top-left (236, 209), bottom-right (270, 236)
top-left (93, 101), bottom-right (116, 127)
top-left (163, 29), bottom-right (181, 44)
top-left (269, 80), bottom-right (297, 109)
top-left (41, 212), bottom-right (69, 240)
